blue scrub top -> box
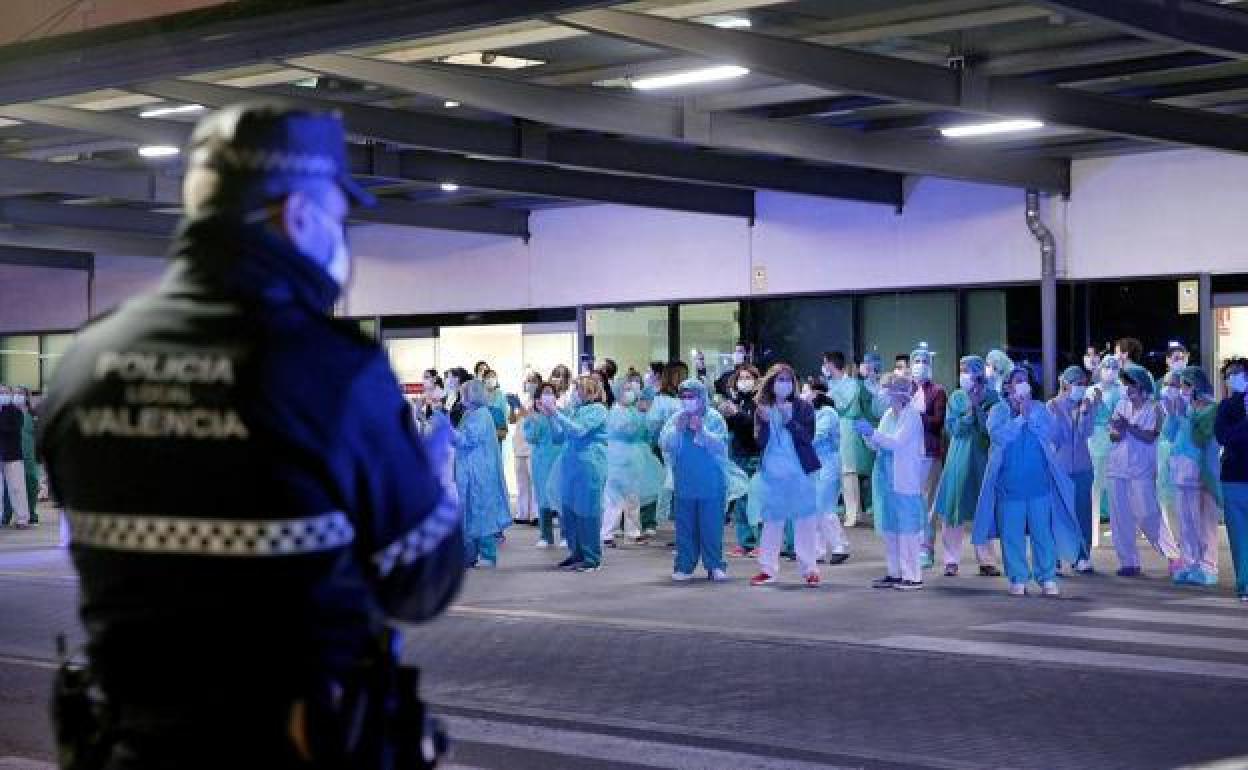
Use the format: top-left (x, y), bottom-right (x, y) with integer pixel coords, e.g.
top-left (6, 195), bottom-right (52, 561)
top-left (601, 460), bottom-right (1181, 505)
top-left (998, 425), bottom-right (1049, 499)
top-left (672, 426), bottom-right (726, 501)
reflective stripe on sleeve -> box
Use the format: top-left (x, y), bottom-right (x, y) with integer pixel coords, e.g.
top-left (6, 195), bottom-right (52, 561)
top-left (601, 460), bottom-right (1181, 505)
top-left (372, 491), bottom-right (461, 579)
top-left (67, 511), bottom-right (354, 556)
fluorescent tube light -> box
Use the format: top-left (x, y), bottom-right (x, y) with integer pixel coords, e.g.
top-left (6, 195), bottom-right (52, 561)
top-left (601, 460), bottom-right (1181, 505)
top-left (440, 52), bottom-right (544, 70)
top-left (439, 182), bottom-right (460, 192)
top-left (940, 119), bottom-right (1044, 138)
top-left (139, 104), bottom-right (205, 118)
top-left (712, 17), bottom-right (751, 28)
top-left (443, 100), bottom-right (461, 108)
top-left (631, 65), bottom-right (749, 91)
top-left (138, 145), bottom-right (180, 158)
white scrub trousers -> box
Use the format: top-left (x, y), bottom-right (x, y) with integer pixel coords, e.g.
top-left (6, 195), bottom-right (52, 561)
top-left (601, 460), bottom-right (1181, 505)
top-left (1109, 476), bottom-right (1180, 568)
top-left (759, 516), bottom-right (818, 577)
top-left (601, 494), bottom-right (642, 541)
top-left (513, 453), bottom-right (536, 523)
top-left (2, 461), bottom-right (29, 527)
top-left (815, 512), bottom-right (849, 557)
top-left (938, 523), bottom-right (998, 567)
top-left (841, 471), bottom-right (863, 526)
top-left (1174, 484), bottom-right (1220, 573)
top-left (883, 532), bottom-right (922, 583)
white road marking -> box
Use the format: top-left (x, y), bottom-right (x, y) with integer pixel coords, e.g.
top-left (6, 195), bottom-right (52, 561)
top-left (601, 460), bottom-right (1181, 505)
top-left (974, 621), bottom-right (1248, 654)
top-left (1166, 597), bottom-right (1248, 609)
top-left (0, 759), bottom-right (57, 770)
top-left (1077, 607), bottom-right (1248, 631)
top-left (0, 655), bottom-right (57, 671)
top-left (873, 635), bottom-right (1248, 681)
top-left (445, 714), bottom-right (855, 770)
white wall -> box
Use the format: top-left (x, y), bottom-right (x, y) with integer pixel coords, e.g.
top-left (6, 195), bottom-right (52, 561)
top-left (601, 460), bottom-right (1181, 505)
top-left (0, 264), bottom-right (88, 333)
top-left (1066, 148), bottom-right (1248, 280)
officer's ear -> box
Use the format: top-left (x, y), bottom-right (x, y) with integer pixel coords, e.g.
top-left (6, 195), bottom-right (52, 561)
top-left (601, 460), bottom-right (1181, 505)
top-left (278, 190), bottom-right (315, 244)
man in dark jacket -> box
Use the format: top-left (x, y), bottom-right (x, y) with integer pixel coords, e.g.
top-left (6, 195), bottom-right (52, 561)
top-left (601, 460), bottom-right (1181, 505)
top-left (0, 384), bottom-right (31, 528)
top-left (39, 105), bottom-right (464, 768)
top-left (1214, 357), bottom-right (1248, 603)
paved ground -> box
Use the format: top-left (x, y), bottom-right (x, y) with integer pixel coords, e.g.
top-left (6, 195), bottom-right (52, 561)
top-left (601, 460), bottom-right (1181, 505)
top-left (2, 508), bottom-right (1247, 769)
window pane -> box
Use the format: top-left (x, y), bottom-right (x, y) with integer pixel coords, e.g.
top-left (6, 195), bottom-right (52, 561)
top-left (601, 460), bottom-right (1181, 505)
top-left (40, 333), bottom-right (76, 390)
top-left (863, 292), bottom-right (957, 388)
top-left (385, 336), bottom-right (438, 387)
top-left (522, 323), bottom-right (577, 385)
top-left (966, 286), bottom-right (1042, 375)
top-left (1087, 279), bottom-right (1200, 373)
top-left (678, 301), bottom-right (739, 382)
top-left (586, 306), bottom-right (669, 374)
top-left (0, 335), bottom-right (40, 390)
top-left (749, 296), bottom-right (852, 379)
top-left (437, 324), bottom-right (524, 389)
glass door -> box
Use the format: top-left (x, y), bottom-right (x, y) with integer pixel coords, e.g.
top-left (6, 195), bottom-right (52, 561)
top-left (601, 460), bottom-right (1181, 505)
top-left (1214, 293), bottom-right (1248, 396)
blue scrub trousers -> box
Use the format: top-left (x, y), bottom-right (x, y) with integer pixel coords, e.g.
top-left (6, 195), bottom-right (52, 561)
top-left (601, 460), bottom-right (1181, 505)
top-left (564, 508), bottom-right (603, 568)
top-left (539, 507), bottom-right (558, 543)
top-left (674, 496), bottom-right (726, 575)
top-left (1223, 482), bottom-right (1248, 597)
top-left (465, 533), bottom-right (498, 566)
top-left (998, 494), bottom-right (1057, 584)
top-left (731, 453), bottom-right (759, 549)
top-left (1070, 469), bottom-right (1094, 562)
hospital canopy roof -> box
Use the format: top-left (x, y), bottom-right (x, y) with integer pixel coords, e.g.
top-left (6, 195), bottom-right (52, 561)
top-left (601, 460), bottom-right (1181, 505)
top-left (0, 0), bottom-right (1245, 239)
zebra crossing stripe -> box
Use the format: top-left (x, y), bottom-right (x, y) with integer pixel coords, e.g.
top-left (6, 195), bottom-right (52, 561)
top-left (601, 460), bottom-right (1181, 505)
top-left (872, 635), bottom-right (1248, 681)
top-left (973, 621), bottom-right (1248, 655)
top-left (1076, 608), bottom-right (1248, 631)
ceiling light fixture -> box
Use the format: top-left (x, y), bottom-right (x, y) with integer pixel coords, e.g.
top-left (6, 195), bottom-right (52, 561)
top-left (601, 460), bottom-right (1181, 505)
top-left (631, 65), bottom-right (749, 91)
top-left (439, 182), bottom-right (460, 192)
top-left (712, 17), bottom-right (752, 28)
top-left (139, 104), bottom-right (205, 118)
top-left (439, 52), bottom-right (544, 70)
top-left (940, 119), bottom-right (1044, 138)
top-left (138, 145), bottom-right (180, 158)
top-left (443, 100), bottom-right (461, 108)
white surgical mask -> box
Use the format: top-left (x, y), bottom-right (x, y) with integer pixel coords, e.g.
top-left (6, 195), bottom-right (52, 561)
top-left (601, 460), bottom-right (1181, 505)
top-left (1162, 385), bottom-right (1178, 401)
top-left (305, 200), bottom-right (350, 288)
top-left (0, 395), bottom-right (10, 407)
top-left (733, 351), bottom-right (746, 365)
top-left (485, 377), bottom-right (498, 389)
top-left (12, 395), bottom-right (25, 407)
top-left (644, 372), bottom-right (658, 388)
top-left (774, 380), bottom-right (794, 400)
top-left (1013, 382), bottom-right (1032, 401)
top-left (912, 363), bottom-right (930, 381)
top-left (958, 373), bottom-right (974, 391)
top-left (1180, 391), bottom-right (1193, 404)
top-left (445, 378), bottom-right (459, 392)
top-left (1083, 356), bottom-right (1098, 372)
top-left (568, 391), bottom-right (582, 407)
top-left (540, 393), bottom-right (556, 408)
top-left (1168, 356), bottom-right (1187, 372)
top-left (1099, 368), bottom-right (1117, 386)
top-left (681, 397), bottom-right (700, 414)
top-left (1228, 372), bottom-right (1248, 394)
top-left (628, 379), bottom-right (642, 391)
top-left (1068, 385), bottom-right (1087, 402)
top-left (800, 386), bottom-right (814, 402)
top-left (736, 378), bottom-right (755, 393)
top-left (524, 383), bottom-right (538, 396)
top-left (821, 364), bottom-right (835, 379)
top-left (621, 390), bottom-right (638, 406)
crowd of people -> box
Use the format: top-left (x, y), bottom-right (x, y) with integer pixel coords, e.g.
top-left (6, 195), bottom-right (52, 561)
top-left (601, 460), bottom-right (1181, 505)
top-left (0, 384), bottom-right (40, 529)
top-left (413, 338), bottom-right (1248, 602)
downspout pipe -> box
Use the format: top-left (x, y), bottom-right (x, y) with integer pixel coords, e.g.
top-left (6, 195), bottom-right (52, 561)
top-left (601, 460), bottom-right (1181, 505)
top-left (1026, 189), bottom-right (1058, 397)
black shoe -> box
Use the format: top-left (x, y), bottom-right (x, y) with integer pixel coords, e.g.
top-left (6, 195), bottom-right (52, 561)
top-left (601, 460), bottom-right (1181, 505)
top-left (826, 553), bottom-right (850, 565)
top-left (604, 539), bottom-right (617, 549)
top-left (895, 580), bottom-right (924, 591)
top-left (872, 576), bottom-right (902, 589)
top-left (978, 565), bottom-right (1002, 577)
top-left (1116, 566), bottom-right (1142, 577)
top-left (556, 557), bottom-right (582, 569)
top-left (780, 551), bottom-right (797, 561)
top-left (944, 563), bottom-right (959, 577)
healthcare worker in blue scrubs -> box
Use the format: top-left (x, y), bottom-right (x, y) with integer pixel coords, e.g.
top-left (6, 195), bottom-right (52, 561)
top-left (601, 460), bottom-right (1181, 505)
top-left (541, 374), bottom-right (609, 572)
top-left (453, 379), bottom-right (511, 568)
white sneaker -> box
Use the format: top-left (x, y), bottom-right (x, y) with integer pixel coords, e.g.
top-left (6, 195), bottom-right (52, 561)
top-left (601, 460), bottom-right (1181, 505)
top-left (1008, 582), bottom-right (1027, 597)
top-left (534, 539), bottom-right (551, 549)
top-left (671, 571), bottom-right (694, 582)
top-left (1042, 580), bottom-right (1060, 597)
top-left (709, 568), bottom-right (728, 582)
top-left (558, 539), bottom-right (568, 548)
top-left (1074, 558), bottom-right (1093, 573)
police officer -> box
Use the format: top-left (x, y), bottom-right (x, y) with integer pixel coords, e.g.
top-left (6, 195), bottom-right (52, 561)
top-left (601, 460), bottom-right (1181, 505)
top-left (39, 105), bottom-right (464, 768)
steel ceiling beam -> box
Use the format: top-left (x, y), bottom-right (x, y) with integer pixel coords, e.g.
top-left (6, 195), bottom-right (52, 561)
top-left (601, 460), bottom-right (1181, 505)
top-left (0, 0), bottom-right (613, 107)
top-left (0, 243), bottom-right (92, 271)
top-left (288, 53), bottom-right (1069, 192)
top-left (0, 199), bottom-right (177, 237)
top-left (0, 157), bottom-right (180, 204)
top-left (1029, 0), bottom-right (1248, 60)
top-left (0, 103), bottom-right (189, 147)
top-left (132, 78), bottom-right (902, 204)
top-left (350, 199), bottom-right (529, 238)
top-left (559, 8), bottom-right (1248, 155)
top-left (354, 147), bottom-right (757, 219)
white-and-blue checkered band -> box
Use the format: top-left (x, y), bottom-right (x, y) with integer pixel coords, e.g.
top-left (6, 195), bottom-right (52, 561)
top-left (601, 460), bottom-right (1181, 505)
top-left (68, 511), bottom-right (354, 556)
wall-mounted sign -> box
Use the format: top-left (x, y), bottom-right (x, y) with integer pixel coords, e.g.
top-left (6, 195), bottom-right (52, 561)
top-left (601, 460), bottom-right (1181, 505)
top-left (752, 265), bottom-right (768, 292)
top-left (1178, 280), bottom-right (1199, 315)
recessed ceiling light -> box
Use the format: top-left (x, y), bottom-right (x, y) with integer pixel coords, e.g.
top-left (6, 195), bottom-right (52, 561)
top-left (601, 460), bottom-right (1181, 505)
top-left (443, 100), bottom-right (461, 108)
top-left (139, 104), bottom-right (205, 119)
top-left (138, 145), bottom-right (180, 158)
top-left (940, 119), bottom-right (1044, 138)
top-left (711, 16), bottom-right (751, 28)
top-left (439, 52), bottom-right (544, 70)
top-left (631, 65), bottom-right (749, 90)
top-left (439, 182), bottom-right (460, 192)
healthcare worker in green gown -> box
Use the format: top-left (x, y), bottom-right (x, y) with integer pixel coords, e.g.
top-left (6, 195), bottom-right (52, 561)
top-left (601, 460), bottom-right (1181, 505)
top-left (542, 374), bottom-right (609, 572)
top-left (1, 387), bottom-right (37, 527)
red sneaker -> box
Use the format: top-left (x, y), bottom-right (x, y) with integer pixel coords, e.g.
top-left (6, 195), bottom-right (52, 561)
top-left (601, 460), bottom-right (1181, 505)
top-left (804, 573), bottom-right (821, 588)
top-left (749, 572), bottom-right (776, 586)
top-left (729, 546), bottom-right (748, 557)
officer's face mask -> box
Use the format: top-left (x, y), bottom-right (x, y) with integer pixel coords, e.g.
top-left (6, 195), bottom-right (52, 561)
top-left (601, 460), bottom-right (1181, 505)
top-left (299, 199), bottom-right (350, 289)
top-left (0, 394), bottom-right (10, 407)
